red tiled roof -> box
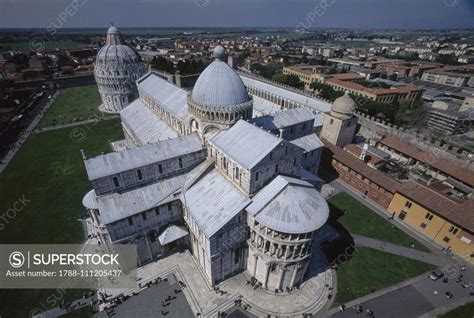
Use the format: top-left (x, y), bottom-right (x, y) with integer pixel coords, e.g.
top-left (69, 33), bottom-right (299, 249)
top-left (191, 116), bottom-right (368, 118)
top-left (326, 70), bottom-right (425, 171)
top-left (327, 78), bottom-right (422, 96)
top-left (379, 136), bottom-right (474, 187)
top-left (344, 144), bottom-right (385, 166)
top-left (324, 141), bottom-right (474, 232)
top-left (324, 140), bottom-right (400, 193)
top-left (398, 181), bottom-right (474, 233)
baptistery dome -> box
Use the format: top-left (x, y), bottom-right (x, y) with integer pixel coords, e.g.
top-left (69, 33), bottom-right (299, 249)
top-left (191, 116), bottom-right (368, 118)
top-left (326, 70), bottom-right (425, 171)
top-left (188, 46), bottom-right (253, 132)
top-left (94, 25), bottom-right (147, 113)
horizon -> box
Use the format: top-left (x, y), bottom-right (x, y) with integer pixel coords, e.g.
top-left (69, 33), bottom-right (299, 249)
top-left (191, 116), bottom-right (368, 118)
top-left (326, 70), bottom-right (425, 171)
top-left (1, 0), bottom-right (473, 30)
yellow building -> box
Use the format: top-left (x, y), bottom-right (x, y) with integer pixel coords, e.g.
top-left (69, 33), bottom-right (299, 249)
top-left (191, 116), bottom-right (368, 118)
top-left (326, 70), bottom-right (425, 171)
top-left (283, 65), bottom-right (328, 86)
top-left (388, 181), bottom-right (474, 264)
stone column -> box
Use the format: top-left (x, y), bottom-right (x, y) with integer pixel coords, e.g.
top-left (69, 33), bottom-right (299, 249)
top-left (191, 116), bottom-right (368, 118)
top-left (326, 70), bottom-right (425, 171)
top-left (264, 262), bottom-right (270, 288)
top-left (278, 265), bottom-right (285, 289)
top-left (253, 255), bottom-right (258, 277)
top-left (144, 235), bottom-right (153, 260)
top-left (289, 264), bottom-right (301, 287)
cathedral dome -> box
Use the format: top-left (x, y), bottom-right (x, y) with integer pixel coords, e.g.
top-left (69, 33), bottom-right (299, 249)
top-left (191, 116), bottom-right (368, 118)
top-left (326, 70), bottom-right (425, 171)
top-left (331, 91), bottom-right (356, 118)
top-left (190, 46), bottom-right (250, 109)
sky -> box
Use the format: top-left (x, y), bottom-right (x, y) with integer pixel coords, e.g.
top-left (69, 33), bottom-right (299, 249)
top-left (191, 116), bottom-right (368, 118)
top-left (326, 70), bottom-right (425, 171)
top-left (0, 0), bottom-right (473, 29)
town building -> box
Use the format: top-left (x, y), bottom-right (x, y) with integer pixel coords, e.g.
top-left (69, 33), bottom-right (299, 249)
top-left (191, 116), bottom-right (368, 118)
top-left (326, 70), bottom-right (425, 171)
top-left (326, 75), bottom-right (423, 107)
top-left (387, 181), bottom-right (474, 263)
top-left (376, 136), bottom-right (474, 191)
top-left (283, 65), bottom-right (329, 87)
top-left (427, 98), bottom-right (472, 135)
top-left (421, 65), bottom-right (474, 88)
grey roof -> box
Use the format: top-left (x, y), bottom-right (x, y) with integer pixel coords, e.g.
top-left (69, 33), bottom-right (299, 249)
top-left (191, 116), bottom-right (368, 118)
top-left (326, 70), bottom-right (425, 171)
top-left (290, 134), bottom-right (324, 152)
top-left (313, 113), bottom-right (324, 127)
top-left (84, 133), bottom-right (203, 180)
top-left (210, 120), bottom-right (284, 169)
top-left (252, 107), bottom-right (315, 130)
top-left (191, 60), bottom-right (250, 108)
top-left (96, 44), bottom-right (141, 66)
top-left (252, 96), bottom-right (282, 115)
top-left (138, 73), bottom-right (189, 120)
top-left (247, 175), bottom-right (329, 234)
top-left (158, 225), bottom-right (189, 245)
top-left (120, 99), bottom-right (178, 145)
top-left (97, 174), bottom-right (187, 224)
top-left (297, 167), bottom-right (324, 184)
top-left (183, 167), bottom-right (251, 238)
top-left (240, 74), bottom-right (331, 113)
top-left (82, 190), bottom-right (98, 210)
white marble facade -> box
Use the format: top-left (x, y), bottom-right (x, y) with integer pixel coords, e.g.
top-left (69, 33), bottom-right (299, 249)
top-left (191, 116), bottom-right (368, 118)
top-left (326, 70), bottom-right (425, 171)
top-left (83, 46), bottom-right (332, 290)
top-left (94, 25), bottom-right (147, 113)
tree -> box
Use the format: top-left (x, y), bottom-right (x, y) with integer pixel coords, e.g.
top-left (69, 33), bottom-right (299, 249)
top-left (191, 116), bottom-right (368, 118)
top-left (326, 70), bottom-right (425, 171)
top-left (151, 56), bottom-right (175, 74)
top-left (310, 81), bottom-right (344, 101)
top-left (272, 73), bottom-right (304, 89)
top-left (388, 74), bottom-right (398, 81)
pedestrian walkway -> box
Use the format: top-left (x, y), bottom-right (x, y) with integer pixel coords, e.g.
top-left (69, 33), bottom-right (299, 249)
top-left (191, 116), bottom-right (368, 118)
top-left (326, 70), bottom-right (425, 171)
top-left (33, 115), bottom-right (119, 134)
top-left (353, 234), bottom-right (447, 266)
top-left (0, 90), bottom-right (59, 175)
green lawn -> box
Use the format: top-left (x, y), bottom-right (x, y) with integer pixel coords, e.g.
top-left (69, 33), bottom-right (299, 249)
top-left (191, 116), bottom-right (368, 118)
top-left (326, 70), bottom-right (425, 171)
top-left (0, 119), bottom-right (123, 318)
top-left (328, 192), bottom-right (430, 252)
top-left (438, 301), bottom-right (474, 318)
top-left (333, 246), bottom-right (436, 306)
top-left (59, 305), bottom-right (94, 318)
top-left (38, 85), bottom-right (112, 128)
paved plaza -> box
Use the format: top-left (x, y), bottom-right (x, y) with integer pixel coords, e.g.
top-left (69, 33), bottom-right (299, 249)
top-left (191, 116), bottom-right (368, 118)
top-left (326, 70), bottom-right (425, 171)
top-left (94, 276), bottom-right (194, 318)
top-left (96, 246), bottom-right (333, 317)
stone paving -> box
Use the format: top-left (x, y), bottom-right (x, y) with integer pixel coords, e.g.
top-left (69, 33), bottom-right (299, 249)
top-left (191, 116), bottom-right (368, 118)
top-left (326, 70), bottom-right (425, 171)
top-left (94, 246), bottom-right (333, 317)
top-left (353, 234), bottom-right (447, 266)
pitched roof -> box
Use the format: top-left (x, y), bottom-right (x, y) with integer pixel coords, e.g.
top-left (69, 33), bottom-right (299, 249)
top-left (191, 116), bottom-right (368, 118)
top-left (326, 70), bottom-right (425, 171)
top-left (84, 133), bottom-right (203, 180)
top-left (183, 166), bottom-right (251, 238)
top-left (137, 72), bottom-right (188, 121)
top-left (325, 141), bottom-right (474, 232)
top-left (397, 181), bottom-right (474, 233)
top-left (379, 136), bottom-right (474, 187)
top-left (158, 225), bottom-right (189, 245)
top-left (251, 107), bottom-right (315, 130)
top-left (120, 99), bottom-right (178, 146)
top-left (290, 134), bottom-right (324, 152)
top-left (239, 74), bottom-right (331, 113)
top-left (324, 141), bottom-right (400, 193)
top-left (210, 120), bottom-right (285, 169)
top-left (96, 174), bottom-right (187, 224)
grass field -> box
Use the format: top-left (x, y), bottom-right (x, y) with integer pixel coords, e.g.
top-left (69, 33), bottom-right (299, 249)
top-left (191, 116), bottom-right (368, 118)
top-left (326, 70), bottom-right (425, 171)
top-left (328, 192), bottom-right (430, 252)
top-left (438, 301), bottom-right (474, 318)
top-left (38, 85), bottom-right (111, 128)
top-left (0, 119), bottom-right (123, 318)
top-left (333, 246), bottom-right (436, 306)
top-left (59, 305), bottom-right (94, 318)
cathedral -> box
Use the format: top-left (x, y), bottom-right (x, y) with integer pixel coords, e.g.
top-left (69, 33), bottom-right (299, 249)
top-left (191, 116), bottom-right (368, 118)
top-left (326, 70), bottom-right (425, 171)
top-left (82, 26), bottom-right (356, 291)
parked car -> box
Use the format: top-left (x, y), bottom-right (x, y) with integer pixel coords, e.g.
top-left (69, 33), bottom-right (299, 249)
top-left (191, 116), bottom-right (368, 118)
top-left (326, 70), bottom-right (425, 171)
top-left (429, 271), bottom-right (444, 281)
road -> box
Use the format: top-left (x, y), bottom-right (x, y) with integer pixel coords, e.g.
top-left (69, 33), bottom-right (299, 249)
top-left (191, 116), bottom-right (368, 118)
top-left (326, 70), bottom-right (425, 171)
top-left (326, 178), bottom-right (474, 318)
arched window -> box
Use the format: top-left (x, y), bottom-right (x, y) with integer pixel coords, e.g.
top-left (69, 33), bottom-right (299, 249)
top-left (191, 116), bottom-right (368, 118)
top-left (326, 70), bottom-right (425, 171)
top-left (113, 176), bottom-right (120, 188)
top-left (235, 166), bottom-right (240, 180)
